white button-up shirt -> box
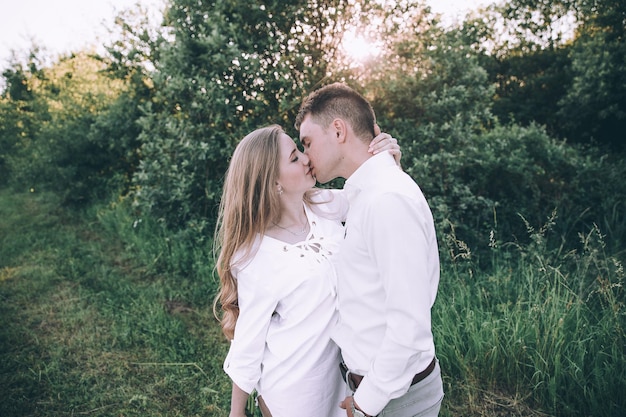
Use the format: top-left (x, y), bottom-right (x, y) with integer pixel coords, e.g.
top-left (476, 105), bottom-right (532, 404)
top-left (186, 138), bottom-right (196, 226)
top-left (331, 152), bottom-right (440, 415)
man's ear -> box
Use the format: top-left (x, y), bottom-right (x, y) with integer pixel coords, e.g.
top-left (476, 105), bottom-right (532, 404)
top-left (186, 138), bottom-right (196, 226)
top-left (332, 118), bottom-right (348, 143)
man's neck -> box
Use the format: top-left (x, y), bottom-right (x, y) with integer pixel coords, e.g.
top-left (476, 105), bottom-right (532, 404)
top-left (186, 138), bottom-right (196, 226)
top-left (339, 139), bottom-right (373, 180)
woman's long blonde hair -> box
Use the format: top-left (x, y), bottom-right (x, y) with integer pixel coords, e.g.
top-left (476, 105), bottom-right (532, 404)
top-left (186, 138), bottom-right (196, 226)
top-left (213, 125), bottom-right (286, 340)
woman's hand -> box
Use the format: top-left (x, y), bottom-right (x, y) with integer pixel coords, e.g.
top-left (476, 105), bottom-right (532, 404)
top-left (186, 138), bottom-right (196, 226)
top-left (369, 124), bottom-right (402, 168)
top-left (339, 395), bottom-right (372, 416)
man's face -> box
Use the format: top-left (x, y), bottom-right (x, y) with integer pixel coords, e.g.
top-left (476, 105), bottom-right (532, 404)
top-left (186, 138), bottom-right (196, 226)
top-left (298, 115), bottom-right (340, 184)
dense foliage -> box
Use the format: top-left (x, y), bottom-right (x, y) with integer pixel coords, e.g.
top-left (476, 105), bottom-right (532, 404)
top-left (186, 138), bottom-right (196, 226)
top-left (1, 0), bottom-right (624, 415)
top-left (473, 0), bottom-right (626, 150)
top-left (2, 0), bottom-right (624, 243)
top-left (0, 52), bottom-right (136, 204)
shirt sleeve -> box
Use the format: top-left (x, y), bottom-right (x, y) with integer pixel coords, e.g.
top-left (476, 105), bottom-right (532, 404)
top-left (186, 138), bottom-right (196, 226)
top-left (223, 266), bottom-right (278, 394)
top-left (353, 191), bottom-right (439, 414)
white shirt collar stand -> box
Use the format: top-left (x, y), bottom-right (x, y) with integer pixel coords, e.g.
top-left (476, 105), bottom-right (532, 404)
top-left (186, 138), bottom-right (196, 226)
top-left (344, 152), bottom-right (396, 202)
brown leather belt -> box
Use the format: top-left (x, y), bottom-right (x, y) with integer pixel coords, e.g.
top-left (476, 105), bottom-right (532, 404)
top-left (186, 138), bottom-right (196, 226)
top-left (340, 357), bottom-right (437, 390)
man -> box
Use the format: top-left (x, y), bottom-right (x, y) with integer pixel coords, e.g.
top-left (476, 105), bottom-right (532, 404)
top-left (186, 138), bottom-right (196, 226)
top-left (295, 83), bottom-right (443, 417)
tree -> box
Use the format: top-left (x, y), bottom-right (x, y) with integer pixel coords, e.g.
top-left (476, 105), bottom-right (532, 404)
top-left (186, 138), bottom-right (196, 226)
top-left (131, 0), bottom-right (370, 231)
top-left (0, 49), bottom-right (130, 203)
top-left (0, 51), bottom-right (50, 187)
top-left (486, 0), bottom-right (626, 149)
top-left (454, 1), bottom-right (576, 142)
top-left (557, 9), bottom-right (626, 149)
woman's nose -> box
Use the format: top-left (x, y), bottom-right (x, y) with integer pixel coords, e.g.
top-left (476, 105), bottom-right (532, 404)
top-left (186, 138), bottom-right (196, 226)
top-left (300, 152), bottom-right (310, 165)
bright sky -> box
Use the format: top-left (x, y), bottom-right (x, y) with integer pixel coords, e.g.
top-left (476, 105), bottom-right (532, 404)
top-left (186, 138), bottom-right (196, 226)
top-left (0, 0), bottom-right (491, 72)
top-left (0, 0), bottom-right (166, 71)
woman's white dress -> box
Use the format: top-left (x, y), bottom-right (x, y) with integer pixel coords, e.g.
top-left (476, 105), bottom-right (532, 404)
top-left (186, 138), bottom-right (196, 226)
top-left (224, 193), bottom-right (347, 417)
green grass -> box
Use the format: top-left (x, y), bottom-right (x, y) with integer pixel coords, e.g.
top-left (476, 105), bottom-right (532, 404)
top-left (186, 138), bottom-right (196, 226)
top-left (1, 190), bottom-right (624, 416)
top-left (0, 190), bottom-right (231, 416)
top-left (436, 215), bottom-right (626, 416)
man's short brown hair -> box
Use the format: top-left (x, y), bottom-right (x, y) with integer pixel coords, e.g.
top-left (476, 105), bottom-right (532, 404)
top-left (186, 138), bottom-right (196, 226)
top-left (295, 82), bottom-right (376, 142)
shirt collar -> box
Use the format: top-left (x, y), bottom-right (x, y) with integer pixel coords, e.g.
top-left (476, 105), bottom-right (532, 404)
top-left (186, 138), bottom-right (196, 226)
top-left (344, 152), bottom-right (396, 201)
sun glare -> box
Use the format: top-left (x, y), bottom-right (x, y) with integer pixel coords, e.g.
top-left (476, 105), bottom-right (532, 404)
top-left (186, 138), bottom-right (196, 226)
top-left (341, 29), bottom-right (382, 63)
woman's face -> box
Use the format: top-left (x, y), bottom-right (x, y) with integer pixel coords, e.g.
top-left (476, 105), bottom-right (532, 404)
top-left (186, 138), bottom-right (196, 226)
top-left (276, 132), bottom-right (316, 196)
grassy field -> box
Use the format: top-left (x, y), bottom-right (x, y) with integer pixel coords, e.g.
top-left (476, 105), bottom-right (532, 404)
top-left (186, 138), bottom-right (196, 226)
top-left (0, 190), bottom-right (232, 416)
top-left (1, 189), bottom-right (624, 416)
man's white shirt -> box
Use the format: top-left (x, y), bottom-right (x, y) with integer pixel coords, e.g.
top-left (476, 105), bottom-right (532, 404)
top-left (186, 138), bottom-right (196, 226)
top-left (331, 151), bottom-right (440, 415)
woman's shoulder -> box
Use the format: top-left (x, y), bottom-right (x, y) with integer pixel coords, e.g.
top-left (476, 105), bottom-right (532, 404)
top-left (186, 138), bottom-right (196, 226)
top-left (231, 234), bottom-right (267, 275)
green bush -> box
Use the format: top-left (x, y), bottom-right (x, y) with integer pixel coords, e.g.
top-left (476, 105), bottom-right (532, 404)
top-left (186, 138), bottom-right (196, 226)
top-left (1, 53), bottom-right (139, 206)
top-left (401, 122), bottom-right (626, 260)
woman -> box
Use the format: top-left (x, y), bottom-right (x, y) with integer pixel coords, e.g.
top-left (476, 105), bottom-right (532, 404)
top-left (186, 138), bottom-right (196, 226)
top-left (214, 125), bottom-right (399, 417)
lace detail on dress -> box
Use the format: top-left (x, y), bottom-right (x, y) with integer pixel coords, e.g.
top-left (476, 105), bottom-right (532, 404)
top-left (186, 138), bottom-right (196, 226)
top-left (281, 221), bottom-right (338, 296)
top-left (281, 222), bottom-right (333, 262)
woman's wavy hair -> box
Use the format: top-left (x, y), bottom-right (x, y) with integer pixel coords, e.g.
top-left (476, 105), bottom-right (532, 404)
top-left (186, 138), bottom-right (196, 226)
top-left (213, 125), bottom-right (320, 339)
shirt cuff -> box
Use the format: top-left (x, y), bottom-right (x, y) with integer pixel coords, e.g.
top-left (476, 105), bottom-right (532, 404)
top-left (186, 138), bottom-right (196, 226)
top-left (224, 362), bottom-right (257, 395)
top-left (353, 378), bottom-right (390, 416)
